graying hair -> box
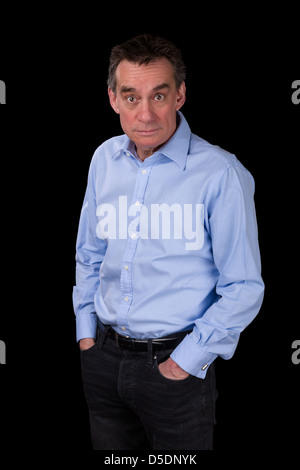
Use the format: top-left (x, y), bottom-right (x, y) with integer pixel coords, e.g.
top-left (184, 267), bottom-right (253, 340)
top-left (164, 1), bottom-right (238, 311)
top-left (107, 34), bottom-right (186, 93)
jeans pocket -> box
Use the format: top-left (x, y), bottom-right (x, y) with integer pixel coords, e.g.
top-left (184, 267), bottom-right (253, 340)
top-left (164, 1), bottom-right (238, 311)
top-left (153, 355), bottom-right (192, 384)
top-left (80, 343), bottom-right (97, 355)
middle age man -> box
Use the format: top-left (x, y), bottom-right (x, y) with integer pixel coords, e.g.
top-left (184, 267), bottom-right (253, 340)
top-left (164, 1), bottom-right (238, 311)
top-left (73, 34), bottom-right (264, 450)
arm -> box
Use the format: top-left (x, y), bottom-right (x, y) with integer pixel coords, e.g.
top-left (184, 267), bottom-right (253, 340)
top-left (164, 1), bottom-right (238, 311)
top-left (170, 163), bottom-right (265, 378)
top-left (72, 156), bottom-right (107, 345)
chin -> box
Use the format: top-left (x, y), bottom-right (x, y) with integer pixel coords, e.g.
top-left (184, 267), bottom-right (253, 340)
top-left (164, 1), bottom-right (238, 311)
top-left (138, 135), bottom-right (166, 149)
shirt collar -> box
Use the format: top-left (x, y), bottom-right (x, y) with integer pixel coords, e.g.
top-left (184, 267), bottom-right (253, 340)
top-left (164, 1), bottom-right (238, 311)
top-left (111, 111), bottom-right (191, 170)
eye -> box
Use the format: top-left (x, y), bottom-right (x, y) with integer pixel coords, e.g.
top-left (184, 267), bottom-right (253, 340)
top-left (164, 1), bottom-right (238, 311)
top-left (154, 93), bottom-right (165, 101)
top-left (126, 96), bottom-right (136, 103)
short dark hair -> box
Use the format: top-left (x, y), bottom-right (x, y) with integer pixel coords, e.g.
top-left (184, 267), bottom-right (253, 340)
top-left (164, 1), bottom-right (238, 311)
top-left (107, 34), bottom-right (186, 93)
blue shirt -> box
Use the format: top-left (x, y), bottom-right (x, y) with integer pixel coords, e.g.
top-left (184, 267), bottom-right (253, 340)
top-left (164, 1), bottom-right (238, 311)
top-left (73, 112), bottom-right (264, 378)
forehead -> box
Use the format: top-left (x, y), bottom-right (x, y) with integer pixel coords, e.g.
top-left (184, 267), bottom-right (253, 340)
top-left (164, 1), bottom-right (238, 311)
top-left (115, 58), bottom-right (176, 91)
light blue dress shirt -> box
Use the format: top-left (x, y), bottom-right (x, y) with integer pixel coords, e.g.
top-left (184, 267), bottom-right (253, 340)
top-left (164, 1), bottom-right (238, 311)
top-left (73, 112), bottom-right (264, 378)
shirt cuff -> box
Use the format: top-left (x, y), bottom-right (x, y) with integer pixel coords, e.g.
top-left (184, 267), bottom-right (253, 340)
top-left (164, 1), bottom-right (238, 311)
top-left (170, 333), bottom-right (217, 379)
top-left (76, 313), bottom-right (98, 342)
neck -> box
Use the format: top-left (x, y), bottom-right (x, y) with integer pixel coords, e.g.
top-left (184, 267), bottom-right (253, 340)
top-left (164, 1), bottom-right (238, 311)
top-left (135, 114), bottom-right (180, 161)
top-left (136, 147), bottom-right (155, 161)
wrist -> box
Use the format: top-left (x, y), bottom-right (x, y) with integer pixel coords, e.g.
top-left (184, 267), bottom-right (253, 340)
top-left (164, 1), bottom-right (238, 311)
top-left (158, 357), bottom-right (189, 380)
top-left (170, 358), bottom-right (188, 375)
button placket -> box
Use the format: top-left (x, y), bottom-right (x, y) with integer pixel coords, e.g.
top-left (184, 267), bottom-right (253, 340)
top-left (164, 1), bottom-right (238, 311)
top-left (117, 162), bottom-right (154, 333)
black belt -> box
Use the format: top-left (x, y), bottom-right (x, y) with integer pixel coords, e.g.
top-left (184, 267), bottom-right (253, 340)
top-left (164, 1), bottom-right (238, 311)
top-left (105, 326), bottom-right (191, 352)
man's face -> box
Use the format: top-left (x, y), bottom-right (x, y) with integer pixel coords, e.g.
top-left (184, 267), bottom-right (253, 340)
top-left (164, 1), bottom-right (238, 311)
top-left (108, 58), bottom-right (186, 159)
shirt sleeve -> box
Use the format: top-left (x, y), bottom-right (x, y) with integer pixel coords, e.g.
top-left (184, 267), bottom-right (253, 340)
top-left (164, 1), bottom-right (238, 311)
top-left (171, 163), bottom-right (265, 378)
top-left (72, 155), bottom-right (107, 341)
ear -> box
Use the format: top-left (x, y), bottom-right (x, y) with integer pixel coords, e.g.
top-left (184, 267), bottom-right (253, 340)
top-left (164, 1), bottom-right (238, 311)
top-left (175, 81), bottom-right (186, 111)
top-left (108, 87), bottom-right (120, 114)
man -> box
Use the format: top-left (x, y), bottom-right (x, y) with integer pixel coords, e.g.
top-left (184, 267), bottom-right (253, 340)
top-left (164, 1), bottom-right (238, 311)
top-left (73, 34), bottom-right (264, 450)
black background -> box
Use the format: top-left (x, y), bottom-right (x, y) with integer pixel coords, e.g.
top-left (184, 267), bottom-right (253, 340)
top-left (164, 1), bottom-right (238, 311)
top-left (0, 9), bottom-right (299, 453)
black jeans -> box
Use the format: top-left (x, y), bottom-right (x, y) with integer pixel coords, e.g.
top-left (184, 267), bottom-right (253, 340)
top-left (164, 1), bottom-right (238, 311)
top-left (80, 327), bottom-right (217, 450)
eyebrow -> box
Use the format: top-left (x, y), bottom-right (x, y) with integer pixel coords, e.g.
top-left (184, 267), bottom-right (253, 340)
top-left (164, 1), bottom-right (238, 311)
top-left (120, 82), bottom-right (170, 94)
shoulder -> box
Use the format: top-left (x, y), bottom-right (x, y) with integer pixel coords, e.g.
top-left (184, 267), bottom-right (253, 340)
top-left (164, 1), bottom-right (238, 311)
top-left (91, 134), bottom-right (128, 166)
top-left (85, 134), bottom-right (128, 185)
top-left (189, 132), bottom-right (253, 181)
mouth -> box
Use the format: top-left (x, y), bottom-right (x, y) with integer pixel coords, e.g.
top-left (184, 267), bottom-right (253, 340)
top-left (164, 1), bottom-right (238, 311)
top-left (135, 128), bottom-right (160, 136)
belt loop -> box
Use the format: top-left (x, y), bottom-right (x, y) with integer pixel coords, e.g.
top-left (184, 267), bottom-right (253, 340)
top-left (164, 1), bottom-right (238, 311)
top-left (147, 338), bottom-right (153, 364)
top-left (98, 325), bottom-right (109, 350)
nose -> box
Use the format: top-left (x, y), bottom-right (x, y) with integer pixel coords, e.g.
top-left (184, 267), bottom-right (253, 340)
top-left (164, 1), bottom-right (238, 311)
top-left (137, 99), bottom-right (155, 123)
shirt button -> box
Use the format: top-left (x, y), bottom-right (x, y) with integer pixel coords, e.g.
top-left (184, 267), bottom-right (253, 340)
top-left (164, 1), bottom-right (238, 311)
top-left (124, 296), bottom-right (129, 302)
top-left (126, 152), bottom-right (130, 157)
top-left (141, 169), bottom-right (147, 174)
top-left (124, 265), bottom-right (129, 270)
top-left (135, 201), bottom-right (140, 206)
top-left (130, 232), bottom-right (137, 239)
top-left (121, 326), bottom-right (127, 331)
